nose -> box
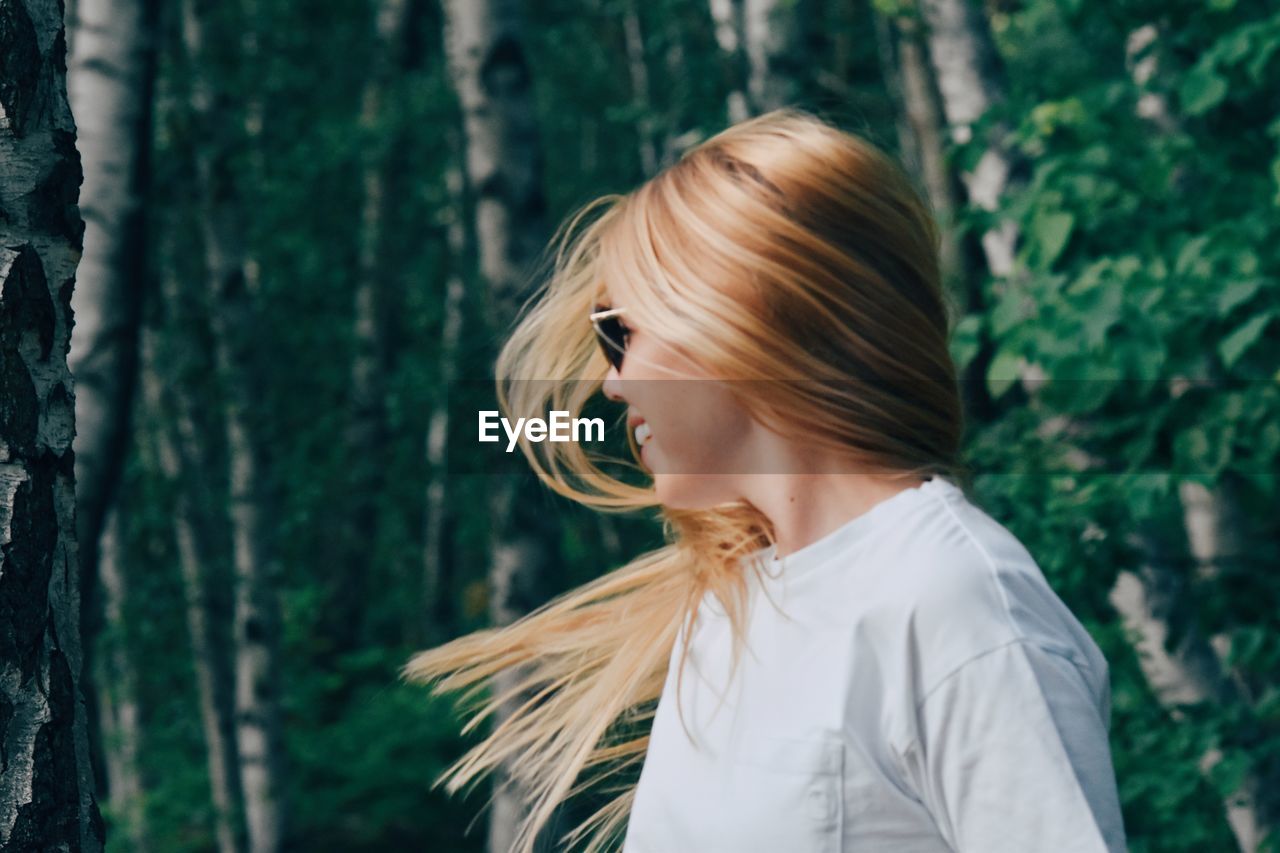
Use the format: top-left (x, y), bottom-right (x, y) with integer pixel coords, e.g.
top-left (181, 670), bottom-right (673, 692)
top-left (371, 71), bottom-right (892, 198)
top-left (601, 366), bottom-right (626, 402)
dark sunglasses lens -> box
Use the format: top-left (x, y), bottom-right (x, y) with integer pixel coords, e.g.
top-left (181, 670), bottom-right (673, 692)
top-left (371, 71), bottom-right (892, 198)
top-left (594, 317), bottom-right (626, 370)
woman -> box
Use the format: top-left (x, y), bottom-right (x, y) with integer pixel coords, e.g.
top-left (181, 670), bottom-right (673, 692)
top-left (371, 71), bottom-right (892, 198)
top-left (403, 108), bottom-right (1126, 853)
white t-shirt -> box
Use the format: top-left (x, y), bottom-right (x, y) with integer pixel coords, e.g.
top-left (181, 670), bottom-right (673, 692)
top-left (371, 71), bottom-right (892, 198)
top-left (621, 475), bottom-right (1126, 853)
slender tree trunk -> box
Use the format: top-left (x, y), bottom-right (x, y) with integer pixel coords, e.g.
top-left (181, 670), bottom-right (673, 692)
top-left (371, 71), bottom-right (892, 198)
top-left (708, 0), bottom-right (750, 123)
top-left (65, 0), bottom-right (157, 816)
top-left (439, 1), bottom-right (562, 850)
top-left (907, 0), bottom-right (1002, 424)
top-left (916, 0), bottom-right (1019, 279)
top-left (179, 0), bottom-right (288, 849)
top-left (92, 507), bottom-right (149, 851)
top-left (140, 314), bottom-right (247, 853)
top-left (658, 11), bottom-right (691, 166)
top-left (1102, 25), bottom-right (1273, 850)
top-left (322, 0), bottom-right (412, 659)
top-left (0, 2), bottom-right (104, 847)
top-left (421, 126), bottom-right (469, 647)
top-left (621, 2), bottom-right (659, 176)
top-left (873, 11), bottom-right (922, 186)
top-left (873, 3), bottom-right (964, 289)
top-left (740, 0), bottom-right (818, 114)
top-left (1109, 505), bottom-right (1264, 851)
top-left (65, 0), bottom-right (153, 633)
top-left (1176, 475), bottom-right (1274, 848)
top-left (921, 4), bottom-right (1272, 844)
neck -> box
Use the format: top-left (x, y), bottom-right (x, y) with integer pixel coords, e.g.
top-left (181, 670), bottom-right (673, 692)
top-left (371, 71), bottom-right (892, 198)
top-left (738, 445), bottom-right (926, 558)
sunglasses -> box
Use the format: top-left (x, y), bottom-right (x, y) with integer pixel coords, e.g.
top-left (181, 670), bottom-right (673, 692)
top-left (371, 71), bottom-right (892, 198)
top-left (589, 304), bottom-right (630, 370)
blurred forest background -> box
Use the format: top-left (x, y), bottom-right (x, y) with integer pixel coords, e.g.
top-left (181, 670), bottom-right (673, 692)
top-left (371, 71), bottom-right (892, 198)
top-left (3, 0), bottom-right (1277, 849)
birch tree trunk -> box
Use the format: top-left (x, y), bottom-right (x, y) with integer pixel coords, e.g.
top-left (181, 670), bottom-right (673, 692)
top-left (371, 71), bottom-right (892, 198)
top-left (708, 0), bottom-right (750, 123)
top-left (179, 0), bottom-right (288, 848)
top-left (741, 0), bottom-right (818, 115)
top-left (65, 0), bottom-right (152, 637)
top-left (65, 0), bottom-right (156, 826)
top-left (0, 1), bottom-right (104, 847)
top-left (919, 3), bottom-right (1270, 845)
top-left (907, 0), bottom-right (1002, 425)
top-left (1103, 25), bottom-right (1272, 851)
top-left (421, 127), bottom-right (468, 647)
top-left (1109, 496), bottom-right (1268, 851)
top-left (92, 507), bottom-right (148, 851)
top-left (440, 1), bottom-right (561, 850)
top-left (872, 3), bottom-right (965, 289)
top-left (140, 311), bottom-right (247, 853)
top-left (916, 0), bottom-right (1019, 278)
top-left (622, 2), bottom-right (660, 176)
top-left (324, 0), bottom-right (412, 659)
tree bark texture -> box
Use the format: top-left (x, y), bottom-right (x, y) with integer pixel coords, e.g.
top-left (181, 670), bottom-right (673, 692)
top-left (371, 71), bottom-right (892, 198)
top-left (707, 0), bottom-right (750, 123)
top-left (64, 0), bottom-right (152, 642)
top-left (178, 0), bottom-right (288, 849)
top-left (140, 316), bottom-right (246, 853)
top-left (421, 124), bottom-right (468, 648)
top-left (621, 2), bottom-right (659, 176)
top-left (440, 1), bottom-right (562, 850)
top-left (320, 0), bottom-right (413, 662)
top-left (89, 507), bottom-right (148, 852)
top-left (916, 0), bottom-right (1019, 278)
top-left (0, 1), bottom-right (104, 848)
top-left (64, 0), bottom-right (156, 820)
top-left (873, 4), bottom-right (965, 290)
top-left (740, 0), bottom-right (819, 115)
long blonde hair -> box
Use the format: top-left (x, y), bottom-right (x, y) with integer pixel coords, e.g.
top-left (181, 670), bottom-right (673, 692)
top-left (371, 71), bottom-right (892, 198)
top-left (401, 107), bottom-right (967, 853)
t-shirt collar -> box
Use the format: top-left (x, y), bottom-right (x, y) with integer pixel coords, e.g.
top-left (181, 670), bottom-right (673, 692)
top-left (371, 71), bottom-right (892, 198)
top-left (749, 475), bottom-right (958, 578)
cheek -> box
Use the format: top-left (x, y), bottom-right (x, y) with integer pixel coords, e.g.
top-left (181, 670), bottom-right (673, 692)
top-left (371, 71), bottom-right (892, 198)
top-left (649, 383), bottom-right (754, 475)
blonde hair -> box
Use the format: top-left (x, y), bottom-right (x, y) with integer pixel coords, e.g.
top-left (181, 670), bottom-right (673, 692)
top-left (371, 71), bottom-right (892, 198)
top-left (401, 107), bottom-right (967, 852)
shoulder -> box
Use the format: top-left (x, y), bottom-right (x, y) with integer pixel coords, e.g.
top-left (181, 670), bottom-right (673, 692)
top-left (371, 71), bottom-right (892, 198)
top-left (849, 487), bottom-right (1107, 707)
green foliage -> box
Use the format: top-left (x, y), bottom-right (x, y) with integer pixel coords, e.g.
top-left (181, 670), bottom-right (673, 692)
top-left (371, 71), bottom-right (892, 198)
top-left (969, 0), bottom-right (1280, 846)
top-left (101, 0), bottom-right (1279, 849)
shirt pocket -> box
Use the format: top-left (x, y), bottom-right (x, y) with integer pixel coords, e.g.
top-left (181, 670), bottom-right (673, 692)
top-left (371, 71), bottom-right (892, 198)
top-left (725, 732), bottom-right (846, 853)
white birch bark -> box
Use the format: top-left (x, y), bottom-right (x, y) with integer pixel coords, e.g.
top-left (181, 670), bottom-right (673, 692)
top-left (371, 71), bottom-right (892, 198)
top-left (327, 0), bottom-right (411, 656)
top-left (92, 508), bottom-right (149, 852)
top-left (65, 0), bottom-right (154, 830)
top-left (874, 5), bottom-right (964, 288)
top-left (440, 1), bottom-right (559, 850)
top-left (708, 0), bottom-right (750, 123)
top-left (65, 0), bottom-right (150, 594)
top-left (622, 2), bottom-right (659, 176)
top-left (140, 316), bottom-right (247, 853)
top-left (422, 132), bottom-right (468, 647)
top-left (0, 1), bottom-right (104, 846)
top-left (1104, 26), bottom-right (1271, 850)
top-left (916, 0), bottom-right (1019, 278)
top-left (179, 0), bottom-right (288, 849)
top-left (742, 0), bottom-right (788, 114)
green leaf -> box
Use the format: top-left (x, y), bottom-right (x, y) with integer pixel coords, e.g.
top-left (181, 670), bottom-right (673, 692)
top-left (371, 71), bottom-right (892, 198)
top-left (951, 313), bottom-right (983, 372)
top-left (1217, 278), bottom-right (1264, 316)
top-left (989, 290), bottom-right (1027, 337)
top-left (1247, 34), bottom-right (1279, 83)
top-left (1034, 210), bottom-right (1075, 267)
top-left (1218, 312), bottom-right (1275, 368)
top-left (1180, 65), bottom-right (1229, 115)
top-left (1175, 234), bottom-right (1213, 277)
top-left (986, 346), bottom-right (1023, 400)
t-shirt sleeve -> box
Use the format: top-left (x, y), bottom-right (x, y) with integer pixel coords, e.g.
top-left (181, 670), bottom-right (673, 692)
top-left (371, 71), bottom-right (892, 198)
top-left (894, 639), bottom-right (1127, 852)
